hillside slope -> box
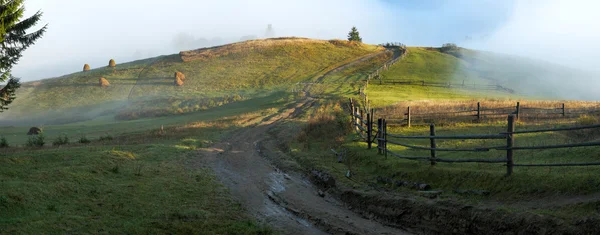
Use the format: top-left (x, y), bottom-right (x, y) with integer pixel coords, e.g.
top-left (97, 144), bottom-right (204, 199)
top-left (368, 47), bottom-right (599, 106)
top-left (2, 38), bottom-right (383, 124)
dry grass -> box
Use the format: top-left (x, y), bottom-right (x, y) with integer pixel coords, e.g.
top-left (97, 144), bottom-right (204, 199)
top-left (99, 77), bottom-right (110, 87)
top-left (109, 59), bottom-right (116, 67)
top-left (180, 37), bottom-right (365, 62)
top-left (83, 64), bottom-right (90, 71)
top-left (297, 102), bottom-right (349, 149)
top-left (378, 99), bottom-right (600, 124)
top-left (174, 71), bottom-right (185, 81)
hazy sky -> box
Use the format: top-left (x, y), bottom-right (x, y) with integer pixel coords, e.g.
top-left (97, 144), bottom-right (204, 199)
top-left (10, 0), bottom-right (600, 81)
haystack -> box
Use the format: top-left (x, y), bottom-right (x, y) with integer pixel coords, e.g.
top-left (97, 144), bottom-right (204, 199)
top-left (174, 71), bottom-right (185, 81)
top-left (174, 77), bottom-right (184, 86)
top-left (83, 64), bottom-right (90, 72)
top-left (108, 59), bottom-right (116, 67)
top-left (99, 77), bottom-right (110, 87)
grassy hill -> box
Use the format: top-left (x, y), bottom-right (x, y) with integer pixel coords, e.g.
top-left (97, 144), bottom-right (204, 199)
top-left (3, 38), bottom-right (383, 125)
top-left (368, 47), bottom-right (598, 107)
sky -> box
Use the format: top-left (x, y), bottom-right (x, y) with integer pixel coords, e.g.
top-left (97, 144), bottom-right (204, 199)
top-left (10, 0), bottom-right (600, 81)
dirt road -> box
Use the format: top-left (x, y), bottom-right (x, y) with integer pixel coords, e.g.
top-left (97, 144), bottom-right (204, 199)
top-left (198, 99), bottom-right (411, 234)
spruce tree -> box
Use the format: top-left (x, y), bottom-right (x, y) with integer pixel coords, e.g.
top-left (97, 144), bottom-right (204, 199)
top-left (0, 0), bottom-right (47, 112)
top-left (347, 26), bottom-right (362, 42)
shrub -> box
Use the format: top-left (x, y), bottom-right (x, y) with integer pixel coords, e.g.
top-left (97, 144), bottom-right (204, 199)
top-left (99, 77), bottom-right (110, 87)
top-left (26, 134), bottom-right (45, 147)
top-left (108, 59), bottom-right (116, 67)
top-left (52, 134), bottom-right (69, 146)
top-left (577, 114), bottom-right (598, 125)
top-left (174, 71), bottom-right (185, 81)
top-left (78, 136), bottom-right (91, 144)
top-left (99, 134), bottom-right (113, 141)
top-left (298, 103), bottom-right (350, 149)
top-left (83, 64), bottom-right (90, 71)
top-left (569, 115), bottom-right (600, 140)
top-left (441, 43), bottom-right (458, 52)
top-left (0, 136), bottom-right (8, 148)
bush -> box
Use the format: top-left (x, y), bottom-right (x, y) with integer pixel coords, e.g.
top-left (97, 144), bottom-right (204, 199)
top-left (99, 134), bottom-right (113, 141)
top-left (52, 134), bottom-right (69, 146)
top-left (577, 114), bottom-right (598, 125)
top-left (569, 115), bottom-right (600, 140)
top-left (78, 136), bottom-right (91, 144)
top-left (83, 64), bottom-right (90, 71)
top-left (27, 134), bottom-right (45, 147)
top-left (298, 103), bottom-right (350, 149)
top-left (441, 43), bottom-right (458, 52)
top-left (0, 136), bottom-right (8, 148)
top-left (108, 59), bottom-right (116, 67)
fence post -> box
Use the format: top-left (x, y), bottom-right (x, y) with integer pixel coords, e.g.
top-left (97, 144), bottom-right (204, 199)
top-left (422, 80), bottom-right (425, 86)
top-left (406, 106), bottom-right (411, 128)
top-left (477, 102), bottom-right (481, 121)
top-left (383, 119), bottom-right (388, 159)
top-left (377, 118), bottom-right (383, 155)
top-left (354, 107), bottom-right (359, 132)
top-left (462, 80), bottom-right (465, 88)
top-left (367, 112), bottom-right (372, 149)
top-left (516, 102), bottom-right (520, 120)
top-left (430, 124), bottom-right (437, 166)
top-left (562, 103), bottom-right (566, 117)
top-left (349, 98), bottom-right (354, 117)
top-left (359, 109), bottom-right (364, 129)
top-left (506, 115), bottom-right (515, 176)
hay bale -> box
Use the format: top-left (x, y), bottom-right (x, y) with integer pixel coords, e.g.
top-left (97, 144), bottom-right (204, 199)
top-left (108, 59), bottom-right (116, 67)
top-left (174, 77), bottom-right (184, 86)
top-left (83, 64), bottom-right (90, 71)
top-left (174, 71), bottom-right (185, 81)
top-left (99, 77), bottom-right (110, 87)
top-left (27, 127), bottom-right (42, 135)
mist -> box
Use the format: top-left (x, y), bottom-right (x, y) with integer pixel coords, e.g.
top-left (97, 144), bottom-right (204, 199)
top-left (8, 0), bottom-right (600, 101)
top-left (459, 0), bottom-right (600, 100)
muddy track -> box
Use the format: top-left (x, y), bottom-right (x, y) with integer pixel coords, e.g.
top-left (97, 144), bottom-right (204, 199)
top-left (197, 98), bottom-right (410, 234)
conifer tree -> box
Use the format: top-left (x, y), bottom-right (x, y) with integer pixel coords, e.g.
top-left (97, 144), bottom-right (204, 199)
top-left (0, 0), bottom-right (47, 112)
top-left (347, 26), bottom-right (362, 42)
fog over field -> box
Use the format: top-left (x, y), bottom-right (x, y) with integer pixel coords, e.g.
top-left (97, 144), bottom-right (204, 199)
top-left (11, 0), bottom-right (600, 98)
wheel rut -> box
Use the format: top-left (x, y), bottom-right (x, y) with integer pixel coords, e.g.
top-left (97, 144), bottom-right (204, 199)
top-left (197, 99), bottom-right (411, 234)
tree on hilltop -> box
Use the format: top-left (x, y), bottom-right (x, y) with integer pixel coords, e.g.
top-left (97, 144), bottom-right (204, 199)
top-left (347, 26), bottom-right (362, 42)
top-left (0, 0), bottom-right (47, 112)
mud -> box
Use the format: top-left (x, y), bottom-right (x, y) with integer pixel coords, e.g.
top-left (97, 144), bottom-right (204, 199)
top-left (336, 189), bottom-right (600, 234)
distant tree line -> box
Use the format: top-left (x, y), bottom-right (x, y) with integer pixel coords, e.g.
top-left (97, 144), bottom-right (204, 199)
top-left (441, 43), bottom-right (459, 52)
top-left (379, 42), bottom-right (406, 48)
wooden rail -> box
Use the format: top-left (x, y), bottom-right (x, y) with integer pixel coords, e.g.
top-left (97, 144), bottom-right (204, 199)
top-left (351, 111), bottom-right (600, 176)
top-left (388, 101), bottom-right (596, 127)
top-left (378, 79), bottom-right (515, 94)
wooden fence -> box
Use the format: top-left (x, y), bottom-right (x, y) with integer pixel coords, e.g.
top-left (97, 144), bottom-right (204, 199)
top-left (359, 47), bottom-right (407, 96)
top-left (379, 79), bottom-right (515, 94)
top-left (349, 100), bottom-right (600, 176)
top-left (385, 101), bottom-right (600, 127)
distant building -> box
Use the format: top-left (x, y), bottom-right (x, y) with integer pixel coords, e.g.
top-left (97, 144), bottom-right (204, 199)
top-left (265, 24), bottom-right (275, 38)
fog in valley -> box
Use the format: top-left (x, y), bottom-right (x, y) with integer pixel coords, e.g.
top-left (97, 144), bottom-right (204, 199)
top-left (8, 0), bottom-right (600, 100)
